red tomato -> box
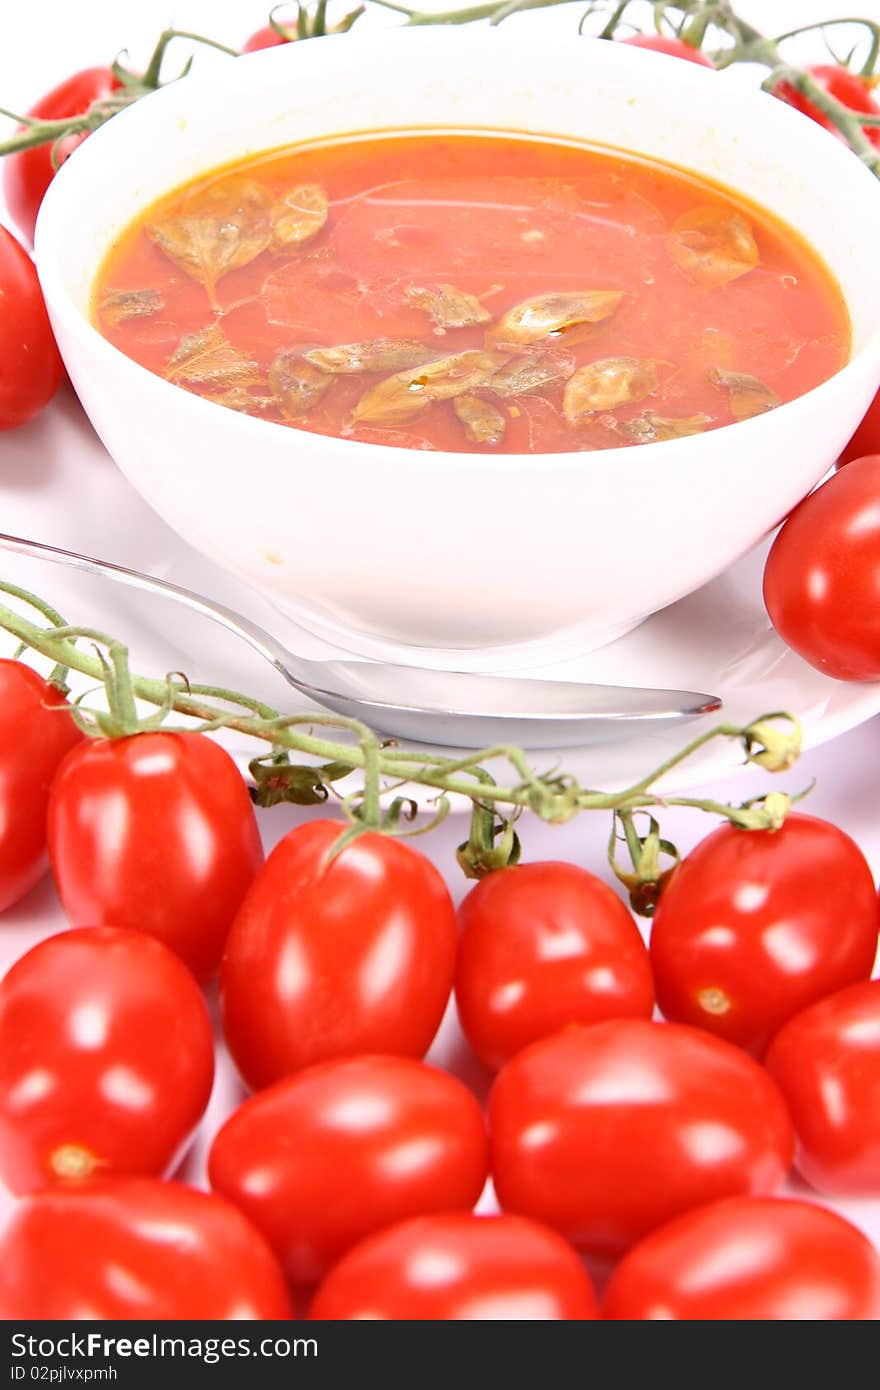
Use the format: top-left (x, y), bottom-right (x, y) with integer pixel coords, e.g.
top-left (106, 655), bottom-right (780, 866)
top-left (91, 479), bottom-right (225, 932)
top-left (0, 927), bottom-right (214, 1195)
top-left (763, 455), bottom-right (880, 679)
top-left (603, 1196), bottom-right (880, 1320)
top-left (209, 1054), bottom-right (488, 1284)
top-left (620, 34), bottom-right (714, 66)
top-left (0, 228), bottom-right (64, 429)
top-left (454, 862), bottom-right (654, 1070)
top-left (0, 661), bottom-right (81, 910)
top-left (776, 64), bottom-right (880, 150)
top-left (220, 820), bottom-right (457, 1088)
top-left (3, 68), bottom-right (122, 244)
top-left (309, 1212), bottom-right (599, 1320)
top-left (241, 26), bottom-right (293, 53)
top-left (649, 814), bottom-right (879, 1054)
top-left (47, 731), bottom-right (263, 983)
top-left (0, 1178), bottom-right (293, 1318)
top-left (489, 1019), bottom-right (792, 1256)
top-left (766, 980), bottom-right (880, 1195)
top-left (839, 386), bottom-right (880, 464)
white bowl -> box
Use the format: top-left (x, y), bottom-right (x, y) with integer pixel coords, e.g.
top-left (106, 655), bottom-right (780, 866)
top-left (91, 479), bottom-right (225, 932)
top-left (35, 32), bottom-right (880, 671)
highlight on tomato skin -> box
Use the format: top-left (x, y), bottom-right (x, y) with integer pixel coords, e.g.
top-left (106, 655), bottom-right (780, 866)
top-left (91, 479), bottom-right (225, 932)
top-left (765, 979), bottom-right (880, 1197)
top-left (0, 927), bottom-right (215, 1196)
top-left (0, 660), bottom-right (82, 911)
top-left (649, 812), bottom-right (880, 1055)
top-left (454, 860), bottom-right (654, 1071)
top-left (763, 454), bottom-right (880, 680)
top-left (488, 1018), bottom-right (794, 1257)
top-left (602, 1196), bottom-right (880, 1321)
top-left (0, 227), bottom-right (65, 431)
top-left (308, 1211), bottom-right (601, 1321)
top-left (47, 729), bottom-right (265, 984)
top-left (0, 1177), bottom-right (295, 1320)
top-left (220, 820), bottom-right (458, 1089)
top-left (207, 1054), bottom-right (489, 1285)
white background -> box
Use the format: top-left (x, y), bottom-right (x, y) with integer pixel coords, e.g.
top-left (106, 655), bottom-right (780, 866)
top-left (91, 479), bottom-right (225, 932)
top-left (1, 0), bottom-right (880, 1296)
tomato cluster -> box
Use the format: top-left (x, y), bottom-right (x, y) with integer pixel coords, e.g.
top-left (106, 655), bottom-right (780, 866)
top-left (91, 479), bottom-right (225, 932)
top-left (0, 661), bottom-right (879, 1321)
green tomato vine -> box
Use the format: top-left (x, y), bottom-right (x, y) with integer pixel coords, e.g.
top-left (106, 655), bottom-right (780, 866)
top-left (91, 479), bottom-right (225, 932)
top-left (1, 2), bottom-right (879, 177)
top-left (0, 580), bottom-right (805, 904)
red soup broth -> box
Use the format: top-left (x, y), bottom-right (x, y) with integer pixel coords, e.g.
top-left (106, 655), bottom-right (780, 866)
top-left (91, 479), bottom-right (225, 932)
top-left (92, 132), bottom-right (849, 455)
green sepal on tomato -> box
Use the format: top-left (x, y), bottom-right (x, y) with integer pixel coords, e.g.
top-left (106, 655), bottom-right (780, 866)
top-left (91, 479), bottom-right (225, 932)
top-left (0, 660), bottom-right (81, 910)
top-left (488, 1018), bottom-right (793, 1256)
top-left (47, 730), bottom-right (263, 983)
top-left (309, 1212), bottom-right (600, 1321)
top-left (766, 979), bottom-right (880, 1197)
top-left (220, 820), bottom-right (457, 1089)
top-left (649, 812), bottom-right (879, 1054)
top-left (208, 1054), bottom-right (488, 1285)
top-left (602, 1196), bottom-right (880, 1321)
top-left (0, 927), bottom-right (214, 1195)
top-left (0, 1178), bottom-right (293, 1319)
top-left (0, 229), bottom-right (64, 431)
top-left (763, 454), bottom-right (880, 679)
top-left (454, 861), bottom-right (654, 1071)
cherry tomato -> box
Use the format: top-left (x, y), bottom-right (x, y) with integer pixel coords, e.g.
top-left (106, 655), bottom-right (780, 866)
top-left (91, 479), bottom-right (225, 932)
top-left (0, 1177), bottom-right (293, 1318)
top-left (0, 227), bottom-right (64, 429)
top-left (209, 1054), bottom-right (488, 1284)
top-left (0, 661), bottom-right (81, 910)
top-left (48, 731), bottom-right (263, 983)
top-left (489, 1019), bottom-right (792, 1256)
top-left (309, 1212), bottom-right (600, 1320)
top-left (839, 386), bottom-right (880, 464)
top-left (650, 813), bottom-right (879, 1054)
top-left (0, 927), bottom-right (214, 1195)
top-left (763, 455), bottom-right (880, 679)
top-left (220, 820), bottom-right (457, 1089)
top-left (454, 861), bottom-right (654, 1070)
top-left (241, 26), bottom-right (294, 53)
top-left (603, 1195), bottom-right (880, 1320)
top-left (766, 980), bottom-right (880, 1195)
top-left (3, 68), bottom-right (122, 244)
top-left (776, 64), bottom-right (880, 151)
top-left (620, 34), bottom-right (714, 66)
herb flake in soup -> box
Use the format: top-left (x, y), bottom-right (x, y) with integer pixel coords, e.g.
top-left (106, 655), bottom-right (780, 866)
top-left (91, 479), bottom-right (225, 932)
top-left (93, 133), bottom-right (849, 454)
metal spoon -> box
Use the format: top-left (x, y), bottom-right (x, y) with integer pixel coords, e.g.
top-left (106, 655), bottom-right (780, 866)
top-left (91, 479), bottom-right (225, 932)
top-left (0, 532), bottom-right (721, 748)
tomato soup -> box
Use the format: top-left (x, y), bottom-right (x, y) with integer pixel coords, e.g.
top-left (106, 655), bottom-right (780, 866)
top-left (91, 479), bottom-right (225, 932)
top-left (93, 132), bottom-right (849, 454)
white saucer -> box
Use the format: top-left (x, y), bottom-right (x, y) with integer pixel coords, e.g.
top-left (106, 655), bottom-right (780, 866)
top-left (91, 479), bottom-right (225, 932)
top-left (2, 386), bottom-right (878, 800)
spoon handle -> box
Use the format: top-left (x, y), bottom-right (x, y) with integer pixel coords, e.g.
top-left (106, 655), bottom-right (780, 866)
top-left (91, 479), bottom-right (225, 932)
top-left (0, 530), bottom-right (315, 693)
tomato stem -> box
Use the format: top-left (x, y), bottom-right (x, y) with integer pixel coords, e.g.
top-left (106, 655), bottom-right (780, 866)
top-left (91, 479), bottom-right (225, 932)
top-left (0, 588), bottom-right (804, 847)
top-left (2, 3), bottom-right (880, 178)
top-left (140, 29), bottom-right (238, 90)
top-left (763, 63), bottom-right (880, 173)
top-left (592, 2), bottom-right (631, 42)
top-left (359, 725), bottom-right (383, 827)
top-left (772, 18), bottom-right (880, 78)
top-left (0, 580), bottom-right (71, 687)
top-left (608, 809), bottom-right (680, 914)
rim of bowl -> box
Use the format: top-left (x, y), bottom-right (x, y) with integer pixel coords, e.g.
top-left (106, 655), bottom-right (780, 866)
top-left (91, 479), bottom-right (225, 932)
top-left (33, 29), bottom-right (880, 474)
